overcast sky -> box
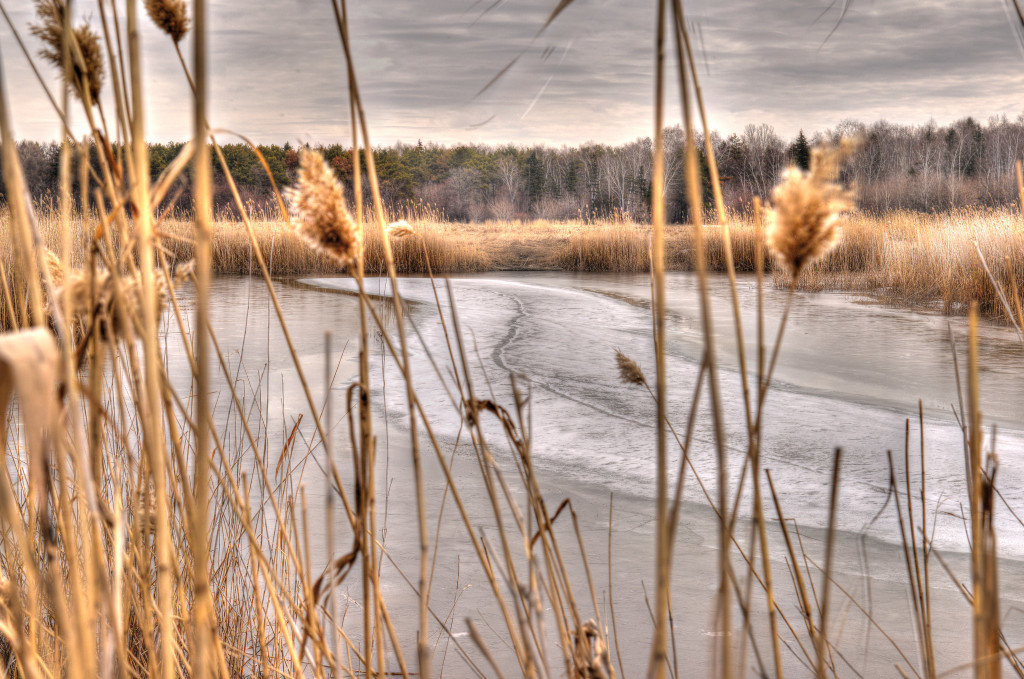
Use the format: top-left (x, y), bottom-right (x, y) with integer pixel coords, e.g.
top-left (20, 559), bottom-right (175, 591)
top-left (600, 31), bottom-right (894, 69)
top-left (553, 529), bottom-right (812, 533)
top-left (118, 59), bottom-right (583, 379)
top-left (2, 0), bottom-right (1024, 146)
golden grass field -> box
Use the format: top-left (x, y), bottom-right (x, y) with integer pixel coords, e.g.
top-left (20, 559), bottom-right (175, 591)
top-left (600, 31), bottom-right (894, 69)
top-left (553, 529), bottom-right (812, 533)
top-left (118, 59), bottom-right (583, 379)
top-left (21, 206), bottom-right (1022, 320)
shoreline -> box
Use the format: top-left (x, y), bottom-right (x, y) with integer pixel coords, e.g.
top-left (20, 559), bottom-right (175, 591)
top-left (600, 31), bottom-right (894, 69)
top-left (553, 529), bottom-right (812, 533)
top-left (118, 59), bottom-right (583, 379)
top-left (278, 267), bottom-right (1013, 323)
top-left (13, 207), bottom-right (1024, 323)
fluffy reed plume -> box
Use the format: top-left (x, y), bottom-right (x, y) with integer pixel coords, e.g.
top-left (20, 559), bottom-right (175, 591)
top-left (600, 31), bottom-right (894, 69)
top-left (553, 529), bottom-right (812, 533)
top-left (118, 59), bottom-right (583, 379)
top-left (283, 149), bottom-right (362, 269)
top-left (56, 265), bottom-right (170, 341)
top-left (571, 620), bottom-right (615, 679)
top-left (615, 349), bottom-right (647, 386)
top-left (174, 258), bottom-right (196, 283)
top-left (387, 219), bottom-right (417, 239)
top-left (30, 0), bottom-right (104, 103)
top-left (144, 0), bottom-right (190, 43)
top-left (766, 140), bottom-right (856, 279)
top-left (43, 248), bottom-right (63, 288)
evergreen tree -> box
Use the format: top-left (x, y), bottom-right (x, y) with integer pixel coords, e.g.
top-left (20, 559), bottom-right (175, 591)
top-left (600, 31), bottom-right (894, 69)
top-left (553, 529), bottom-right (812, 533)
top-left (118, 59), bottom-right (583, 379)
top-left (789, 130), bottom-right (811, 170)
top-left (524, 150), bottom-right (544, 209)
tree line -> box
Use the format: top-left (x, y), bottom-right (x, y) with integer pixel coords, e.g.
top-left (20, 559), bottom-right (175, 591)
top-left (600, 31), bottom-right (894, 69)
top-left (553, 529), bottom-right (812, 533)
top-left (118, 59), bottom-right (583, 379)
top-left (7, 115), bottom-right (1024, 221)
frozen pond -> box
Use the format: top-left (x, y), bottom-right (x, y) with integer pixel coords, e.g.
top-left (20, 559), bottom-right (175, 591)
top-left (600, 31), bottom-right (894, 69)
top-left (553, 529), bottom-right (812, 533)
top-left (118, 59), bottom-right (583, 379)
top-left (165, 272), bottom-right (1024, 675)
top-left (302, 272), bottom-right (1024, 557)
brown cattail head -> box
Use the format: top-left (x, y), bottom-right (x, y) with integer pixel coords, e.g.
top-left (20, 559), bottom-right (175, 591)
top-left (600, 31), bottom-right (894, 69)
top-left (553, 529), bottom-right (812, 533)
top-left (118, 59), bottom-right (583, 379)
top-left (144, 0), bottom-right (189, 43)
top-left (615, 349), bottom-right (647, 387)
top-left (766, 139), bottom-right (856, 280)
top-left (31, 0), bottom-right (104, 104)
top-left (283, 149), bottom-right (362, 269)
top-left (386, 220), bottom-right (416, 239)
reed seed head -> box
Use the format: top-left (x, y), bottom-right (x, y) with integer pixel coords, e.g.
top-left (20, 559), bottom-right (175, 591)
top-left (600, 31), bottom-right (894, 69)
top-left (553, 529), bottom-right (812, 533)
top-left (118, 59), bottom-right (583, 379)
top-left (56, 266), bottom-right (171, 342)
top-left (615, 349), bottom-right (646, 386)
top-left (766, 139), bottom-right (856, 280)
top-left (386, 220), bottom-right (416, 239)
top-left (283, 149), bottom-right (362, 269)
top-left (572, 619), bottom-right (614, 678)
top-left (144, 0), bottom-right (190, 43)
top-left (174, 258), bottom-right (196, 284)
top-left (31, 0), bottom-right (105, 104)
top-left (43, 248), bottom-right (64, 288)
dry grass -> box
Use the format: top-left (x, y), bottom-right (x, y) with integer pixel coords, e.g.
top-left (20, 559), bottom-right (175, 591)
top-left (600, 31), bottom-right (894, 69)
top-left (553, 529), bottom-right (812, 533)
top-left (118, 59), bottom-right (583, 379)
top-left (800, 209), bottom-right (1024, 319)
top-left (506, 208), bottom-right (1024, 321)
top-left (9, 207), bottom-right (1023, 321)
top-left (185, 218), bottom-right (493, 275)
top-left (1, 211), bottom-right (494, 278)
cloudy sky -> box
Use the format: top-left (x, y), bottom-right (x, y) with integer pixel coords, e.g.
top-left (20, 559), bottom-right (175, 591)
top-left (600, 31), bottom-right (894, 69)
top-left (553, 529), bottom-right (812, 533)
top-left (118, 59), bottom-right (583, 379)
top-left (2, 0), bottom-right (1024, 146)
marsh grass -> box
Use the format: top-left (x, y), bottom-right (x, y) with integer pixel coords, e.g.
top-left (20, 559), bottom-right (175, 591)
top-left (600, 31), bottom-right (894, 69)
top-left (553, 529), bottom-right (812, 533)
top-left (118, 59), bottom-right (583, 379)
top-left (186, 217), bottom-right (495, 275)
top-left (10, 207), bottom-right (1022, 321)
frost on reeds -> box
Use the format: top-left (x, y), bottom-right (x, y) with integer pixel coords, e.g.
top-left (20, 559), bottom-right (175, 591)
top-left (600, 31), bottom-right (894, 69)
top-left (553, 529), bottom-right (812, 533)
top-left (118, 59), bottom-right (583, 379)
top-left (144, 0), bottom-right (190, 43)
top-left (615, 349), bottom-right (647, 386)
top-left (30, 0), bottom-right (104, 103)
top-left (766, 139), bottom-right (856, 281)
top-left (283, 149), bottom-right (362, 269)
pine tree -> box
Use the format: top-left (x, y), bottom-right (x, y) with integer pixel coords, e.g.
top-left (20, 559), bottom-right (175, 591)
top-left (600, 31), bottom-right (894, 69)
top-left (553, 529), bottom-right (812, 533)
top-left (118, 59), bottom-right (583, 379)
top-left (789, 129), bottom-right (811, 170)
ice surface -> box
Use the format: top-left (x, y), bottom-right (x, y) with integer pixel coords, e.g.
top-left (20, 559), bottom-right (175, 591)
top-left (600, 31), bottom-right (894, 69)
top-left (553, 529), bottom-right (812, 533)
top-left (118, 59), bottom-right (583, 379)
top-left (302, 272), bottom-right (1024, 556)
top-left (151, 274), bottom-right (1024, 673)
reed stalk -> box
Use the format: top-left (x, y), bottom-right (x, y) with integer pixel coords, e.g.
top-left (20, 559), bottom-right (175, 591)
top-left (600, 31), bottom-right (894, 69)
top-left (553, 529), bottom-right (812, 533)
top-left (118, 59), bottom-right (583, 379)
top-left (190, 0), bottom-right (217, 674)
top-left (646, 1), bottom-right (670, 676)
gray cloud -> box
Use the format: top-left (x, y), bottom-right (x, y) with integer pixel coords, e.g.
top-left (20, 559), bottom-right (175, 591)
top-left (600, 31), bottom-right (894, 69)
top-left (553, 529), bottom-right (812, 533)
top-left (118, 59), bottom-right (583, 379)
top-left (2, 0), bottom-right (1022, 145)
